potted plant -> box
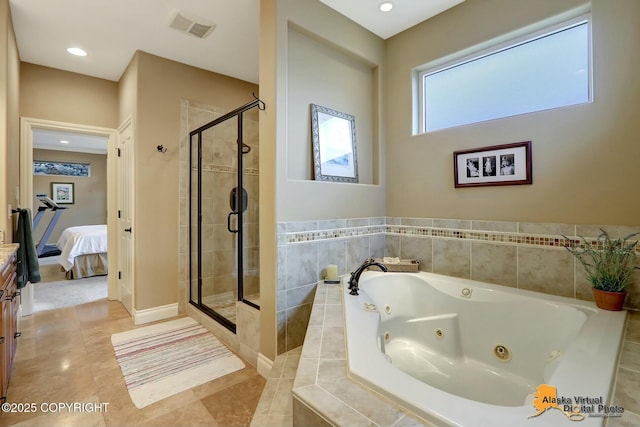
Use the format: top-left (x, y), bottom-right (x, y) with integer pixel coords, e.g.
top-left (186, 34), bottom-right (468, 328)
top-left (563, 229), bottom-right (639, 311)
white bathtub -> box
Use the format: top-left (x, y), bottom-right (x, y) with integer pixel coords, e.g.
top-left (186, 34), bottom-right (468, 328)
top-left (344, 271), bottom-right (627, 427)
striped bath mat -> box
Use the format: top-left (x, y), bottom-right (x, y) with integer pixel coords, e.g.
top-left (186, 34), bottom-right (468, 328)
top-left (111, 317), bottom-right (245, 408)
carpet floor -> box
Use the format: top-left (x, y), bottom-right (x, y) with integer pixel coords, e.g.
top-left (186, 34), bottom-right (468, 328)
top-left (33, 275), bottom-right (108, 312)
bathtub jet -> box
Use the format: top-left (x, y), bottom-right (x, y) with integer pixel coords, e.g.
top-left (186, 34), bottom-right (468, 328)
top-left (343, 271), bottom-right (627, 427)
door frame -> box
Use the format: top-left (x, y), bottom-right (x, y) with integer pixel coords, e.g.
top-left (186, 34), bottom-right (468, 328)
top-left (19, 117), bottom-right (118, 315)
top-left (115, 116), bottom-right (134, 316)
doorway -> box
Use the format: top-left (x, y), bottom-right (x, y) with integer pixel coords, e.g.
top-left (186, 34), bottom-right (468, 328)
top-left (19, 117), bottom-right (117, 316)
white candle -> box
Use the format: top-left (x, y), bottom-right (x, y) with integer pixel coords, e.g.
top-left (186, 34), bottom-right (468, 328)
top-left (326, 264), bottom-right (338, 281)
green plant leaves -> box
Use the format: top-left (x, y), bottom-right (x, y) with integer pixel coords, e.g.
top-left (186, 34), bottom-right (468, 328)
top-left (562, 229), bottom-right (640, 293)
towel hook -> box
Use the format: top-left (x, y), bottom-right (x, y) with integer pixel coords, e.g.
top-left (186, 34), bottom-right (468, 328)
top-left (156, 145), bottom-right (168, 153)
top-left (252, 92), bottom-right (266, 111)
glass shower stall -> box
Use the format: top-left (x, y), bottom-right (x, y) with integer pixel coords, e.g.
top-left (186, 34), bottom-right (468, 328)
top-left (189, 98), bottom-right (262, 333)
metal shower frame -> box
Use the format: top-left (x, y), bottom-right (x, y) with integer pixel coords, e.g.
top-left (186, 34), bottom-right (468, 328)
top-left (188, 95), bottom-right (265, 333)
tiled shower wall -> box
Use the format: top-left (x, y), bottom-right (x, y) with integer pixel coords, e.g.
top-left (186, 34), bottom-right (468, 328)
top-left (277, 217), bottom-right (640, 355)
top-left (179, 100), bottom-right (260, 307)
top-left (179, 100), bottom-right (261, 365)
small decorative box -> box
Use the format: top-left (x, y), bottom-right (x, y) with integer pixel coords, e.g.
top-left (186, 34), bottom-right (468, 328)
top-left (370, 257), bottom-right (420, 272)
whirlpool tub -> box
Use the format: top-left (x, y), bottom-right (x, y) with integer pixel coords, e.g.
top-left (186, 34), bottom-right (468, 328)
top-left (344, 271), bottom-right (627, 427)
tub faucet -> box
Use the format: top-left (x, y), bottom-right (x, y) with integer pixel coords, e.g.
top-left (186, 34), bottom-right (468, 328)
top-left (348, 258), bottom-right (387, 296)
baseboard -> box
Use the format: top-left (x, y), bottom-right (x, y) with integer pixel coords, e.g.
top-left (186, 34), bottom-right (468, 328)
top-left (133, 303), bottom-right (179, 325)
top-left (257, 352), bottom-right (273, 378)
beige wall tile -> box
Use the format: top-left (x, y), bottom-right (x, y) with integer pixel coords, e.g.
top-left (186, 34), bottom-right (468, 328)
top-left (318, 238), bottom-right (346, 277)
top-left (574, 264), bottom-right (595, 302)
top-left (613, 368), bottom-right (640, 414)
top-left (292, 386), bottom-right (371, 426)
top-left (433, 239), bottom-right (471, 279)
top-left (401, 218), bottom-right (434, 227)
top-left (286, 304), bottom-right (313, 352)
top-left (626, 321), bottom-right (640, 344)
top-left (471, 242), bottom-right (517, 287)
top-left (575, 225), bottom-right (640, 240)
top-left (625, 270), bottom-right (640, 310)
top-left (517, 247), bottom-right (574, 297)
top-left (606, 410), bottom-right (640, 427)
top-left (518, 222), bottom-right (574, 236)
top-left (294, 358), bottom-right (319, 389)
top-left (434, 219), bottom-right (471, 230)
top-left (292, 397), bottom-right (332, 427)
top-left (472, 220), bottom-right (518, 232)
top-left (401, 236), bottom-right (433, 272)
top-left (620, 341), bottom-right (640, 372)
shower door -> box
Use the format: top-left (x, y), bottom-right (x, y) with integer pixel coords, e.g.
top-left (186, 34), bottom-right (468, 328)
top-left (189, 104), bottom-right (260, 333)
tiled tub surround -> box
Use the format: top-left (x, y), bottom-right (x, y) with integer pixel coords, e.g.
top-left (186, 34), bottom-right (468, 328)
top-left (277, 218), bottom-right (640, 355)
top-left (291, 282), bottom-right (640, 427)
top-left (277, 218), bottom-right (386, 353)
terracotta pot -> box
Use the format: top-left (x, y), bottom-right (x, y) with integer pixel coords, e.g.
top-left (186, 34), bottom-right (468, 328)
top-left (592, 288), bottom-right (627, 311)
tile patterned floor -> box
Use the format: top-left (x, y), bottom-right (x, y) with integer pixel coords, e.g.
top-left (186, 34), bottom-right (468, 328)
top-left (1, 299), bottom-right (265, 427)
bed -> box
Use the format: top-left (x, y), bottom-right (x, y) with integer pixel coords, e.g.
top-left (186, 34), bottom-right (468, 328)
top-left (56, 225), bottom-right (108, 279)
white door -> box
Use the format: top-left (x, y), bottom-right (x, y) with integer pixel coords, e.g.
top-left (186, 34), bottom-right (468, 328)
top-left (116, 119), bottom-right (134, 314)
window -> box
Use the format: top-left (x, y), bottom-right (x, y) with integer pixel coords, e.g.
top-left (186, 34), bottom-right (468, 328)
top-left (418, 16), bottom-right (591, 133)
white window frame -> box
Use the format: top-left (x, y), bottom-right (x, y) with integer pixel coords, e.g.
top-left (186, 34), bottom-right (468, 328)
top-left (414, 8), bottom-right (593, 134)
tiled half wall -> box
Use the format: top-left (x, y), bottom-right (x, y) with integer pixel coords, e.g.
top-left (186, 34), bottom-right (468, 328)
top-left (277, 217), bottom-right (640, 355)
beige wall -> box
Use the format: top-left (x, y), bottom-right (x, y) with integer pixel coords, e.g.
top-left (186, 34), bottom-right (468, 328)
top-left (385, 0), bottom-right (640, 226)
top-left (286, 26), bottom-right (376, 185)
top-left (274, 0), bottom-right (386, 222)
top-left (0, 0), bottom-right (20, 243)
top-left (259, 0), bottom-right (386, 361)
top-left (20, 63), bottom-right (119, 129)
top-left (259, 0), bottom-right (278, 361)
top-left (32, 149), bottom-right (107, 243)
top-left (120, 51), bottom-right (258, 312)
top-left (118, 54), bottom-right (138, 125)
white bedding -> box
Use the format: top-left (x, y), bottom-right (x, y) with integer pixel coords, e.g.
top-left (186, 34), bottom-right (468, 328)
top-left (56, 225), bottom-right (108, 271)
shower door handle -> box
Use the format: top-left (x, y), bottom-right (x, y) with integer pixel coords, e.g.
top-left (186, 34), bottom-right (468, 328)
top-left (227, 212), bottom-right (239, 234)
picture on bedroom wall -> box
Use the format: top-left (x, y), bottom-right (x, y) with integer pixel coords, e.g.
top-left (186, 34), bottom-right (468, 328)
top-left (51, 182), bottom-right (74, 204)
top-left (453, 141), bottom-right (532, 188)
top-left (34, 160), bottom-right (91, 177)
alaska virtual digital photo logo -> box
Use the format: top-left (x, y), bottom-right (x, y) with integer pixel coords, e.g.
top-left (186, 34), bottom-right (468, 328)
top-left (528, 384), bottom-right (624, 421)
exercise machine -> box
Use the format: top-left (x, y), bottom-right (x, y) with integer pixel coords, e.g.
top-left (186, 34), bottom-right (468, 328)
top-left (33, 195), bottom-right (67, 258)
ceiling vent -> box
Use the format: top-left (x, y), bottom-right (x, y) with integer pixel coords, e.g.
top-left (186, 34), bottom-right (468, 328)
top-left (169, 11), bottom-right (216, 39)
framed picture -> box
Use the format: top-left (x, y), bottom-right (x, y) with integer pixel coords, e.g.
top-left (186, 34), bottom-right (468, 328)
top-left (34, 160), bottom-right (91, 177)
top-left (51, 182), bottom-right (75, 204)
top-left (453, 141), bottom-right (532, 188)
top-left (311, 104), bottom-right (358, 183)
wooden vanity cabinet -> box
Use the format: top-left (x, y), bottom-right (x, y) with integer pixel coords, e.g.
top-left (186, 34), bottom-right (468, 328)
top-left (0, 249), bottom-right (18, 403)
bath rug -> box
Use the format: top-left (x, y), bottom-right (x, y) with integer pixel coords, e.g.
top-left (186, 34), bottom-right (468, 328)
top-left (111, 317), bottom-right (245, 409)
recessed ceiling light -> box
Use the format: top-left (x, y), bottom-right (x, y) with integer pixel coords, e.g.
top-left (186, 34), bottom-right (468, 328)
top-left (379, 1), bottom-right (393, 12)
top-left (66, 47), bottom-right (87, 57)
top-left (60, 140), bottom-right (70, 144)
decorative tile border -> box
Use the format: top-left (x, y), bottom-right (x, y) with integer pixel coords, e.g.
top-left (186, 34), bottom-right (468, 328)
top-left (282, 225), bottom-right (385, 244)
top-left (278, 219), bottom-right (640, 254)
top-left (191, 164), bottom-right (259, 175)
